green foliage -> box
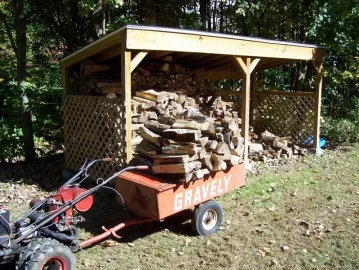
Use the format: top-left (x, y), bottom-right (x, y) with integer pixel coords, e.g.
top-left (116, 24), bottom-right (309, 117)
top-left (321, 117), bottom-right (359, 143)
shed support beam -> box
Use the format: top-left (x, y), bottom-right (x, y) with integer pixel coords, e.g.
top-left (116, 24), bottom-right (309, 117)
top-left (95, 45), bottom-right (122, 62)
top-left (312, 60), bottom-right (323, 151)
top-left (249, 72), bottom-right (257, 126)
top-left (233, 57), bottom-right (260, 164)
top-left (131, 52), bottom-right (148, 72)
top-left (122, 39), bottom-right (133, 163)
top-left (62, 65), bottom-right (70, 96)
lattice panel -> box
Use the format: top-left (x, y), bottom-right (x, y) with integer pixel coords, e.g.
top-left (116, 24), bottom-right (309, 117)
top-left (63, 95), bottom-right (126, 180)
top-left (215, 90), bottom-right (242, 116)
top-left (253, 92), bottom-right (315, 144)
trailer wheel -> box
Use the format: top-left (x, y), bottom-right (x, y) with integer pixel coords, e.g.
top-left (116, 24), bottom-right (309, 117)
top-left (191, 200), bottom-right (223, 236)
top-left (16, 238), bottom-right (60, 270)
top-left (24, 241), bottom-right (75, 270)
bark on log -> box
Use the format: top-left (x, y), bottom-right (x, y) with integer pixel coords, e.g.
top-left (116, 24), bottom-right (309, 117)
top-left (139, 126), bottom-right (162, 147)
top-left (152, 161), bottom-right (202, 174)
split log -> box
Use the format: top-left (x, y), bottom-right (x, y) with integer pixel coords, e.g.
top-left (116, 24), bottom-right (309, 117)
top-left (214, 142), bottom-right (230, 156)
top-left (157, 115), bottom-right (176, 126)
top-left (222, 118), bottom-right (240, 133)
top-left (249, 143), bottom-right (264, 154)
top-left (223, 132), bottom-right (234, 149)
top-left (134, 140), bottom-right (160, 156)
top-left (162, 144), bottom-right (203, 155)
top-left (152, 161), bottom-right (202, 174)
top-left (260, 130), bottom-right (288, 149)
top-left (232, 136), bottom-right (244, 147)
top-left (132, 97), bottom-right (156, 109)
top-left (139, 127), bottom-right (162, 147)
top-left (201, 155), bottom-right (213, 171)
top-left (132, 136), bottom-right (143, 146)
top-left (211, 154), bottom-right (227, 171)
top-left (231, 145), bottom-right (244, 157)
top-left (132, 124), bottom-right (144, 131)
top-left (206, 140), bottom-right (218, 150)
top-left (163, 129), bottom-right (202, 142)
top-left (226, 155), bottom-right (241, 166)
top-left (145, 120), bottom-right (171, 134)
top-left (216, 133), bottom-right (224, 142)
top-left (136, 89), bottom-right (177, 102)
top-left (193, 168), bottom-right (210, 179)
top-left (172, 119), bottom-right (215, 134)
top-left (195, 137), bottom-right (209, 147)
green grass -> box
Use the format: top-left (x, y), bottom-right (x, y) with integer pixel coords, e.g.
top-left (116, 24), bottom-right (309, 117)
top-left (2, 146), bottom-right (359, 269)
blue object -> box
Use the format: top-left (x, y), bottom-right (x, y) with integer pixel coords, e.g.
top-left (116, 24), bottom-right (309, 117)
top-left (302, 135), bottom-right (326, 148)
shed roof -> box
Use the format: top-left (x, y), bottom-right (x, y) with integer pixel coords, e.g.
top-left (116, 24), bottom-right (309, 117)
top-left (61, 24), bottom-right (324, 80)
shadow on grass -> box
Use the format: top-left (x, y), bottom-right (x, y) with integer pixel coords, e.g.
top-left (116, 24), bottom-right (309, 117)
top-left (0, 153), bottom-right (65, 192)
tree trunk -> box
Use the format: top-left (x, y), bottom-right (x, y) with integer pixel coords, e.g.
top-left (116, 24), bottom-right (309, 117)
top-left (219, 1), bottom-right (224, 33)
top-left (212, 0), bottom-right (217, 31)
top-left (13, 0), bottom-right (35, 162)
top-left (199, 0), bottom-right (207, 30)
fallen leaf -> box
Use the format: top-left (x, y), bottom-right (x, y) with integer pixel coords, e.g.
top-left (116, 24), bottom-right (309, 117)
top-left (255, 227), bottom-right (265, 234)
top-left (299, 220), bottom-right (310, 228)
top-left (101, 240), bottom-right (119, 247)
top-left (262, 247), bottom-right (271, 256)
top-left (268, 206), bottom-right (276, 212)
top-left (243, 211), bottom-right (253, 216)
top-left (268, 239), bottom-right (277, 245)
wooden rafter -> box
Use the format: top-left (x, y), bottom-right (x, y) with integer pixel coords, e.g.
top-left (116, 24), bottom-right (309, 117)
top-left (131, 52), bottom-right (148, 72)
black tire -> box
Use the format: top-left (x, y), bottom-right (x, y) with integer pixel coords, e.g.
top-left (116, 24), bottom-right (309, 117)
top-left (16, 238), bottom-right (60, 270)
top-left (191, 200), bottom-right (223, 236)
top-left (25, 241), bottom-right (75, 270)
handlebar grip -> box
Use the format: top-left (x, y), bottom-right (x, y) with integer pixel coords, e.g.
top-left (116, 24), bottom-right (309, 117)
top-left (136, 165), bottom-right (149, 170)
top-left (103, 157), bottom-right (113, 162)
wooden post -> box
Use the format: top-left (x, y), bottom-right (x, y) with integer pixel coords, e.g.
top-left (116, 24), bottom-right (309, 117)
top-left (312, 60), bottom-right (323, 150)
top-left (62, 65), bottom-right (70, 96)
top-left (249, 72), bottom-right (257, 126)
top-left (121, 34), bottom-right (133, 163)
top-left (232, 57), bottom-right (260, 164)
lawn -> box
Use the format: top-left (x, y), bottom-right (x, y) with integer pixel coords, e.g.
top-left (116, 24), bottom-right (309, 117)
top-left (1, 145), bottom-right (359, 269)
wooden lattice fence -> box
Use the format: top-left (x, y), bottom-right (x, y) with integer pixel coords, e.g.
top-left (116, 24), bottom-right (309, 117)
top-left (253, 91), bottom-right (315, 144)
top-left (63, 95), bottom-right (126, 179)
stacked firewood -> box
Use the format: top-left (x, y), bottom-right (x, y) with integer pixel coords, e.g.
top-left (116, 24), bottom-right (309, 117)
top-left (131, 90), bottom-right (244, 183)
top-left (74, 61), bottom-right (215, 97)
top-left (248, 130), bottom-right (308, 162)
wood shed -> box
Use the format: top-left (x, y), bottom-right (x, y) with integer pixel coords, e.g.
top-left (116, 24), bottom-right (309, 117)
top-left (61, 24), bottom-right (324, 179)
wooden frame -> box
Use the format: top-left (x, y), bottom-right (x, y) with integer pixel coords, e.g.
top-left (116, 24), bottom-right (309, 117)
top-left (61, 24), bottom-right (325, 168)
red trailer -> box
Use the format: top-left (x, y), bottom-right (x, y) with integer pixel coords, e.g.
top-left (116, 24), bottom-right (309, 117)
top-left (114, 163), bottom-right (245, 235)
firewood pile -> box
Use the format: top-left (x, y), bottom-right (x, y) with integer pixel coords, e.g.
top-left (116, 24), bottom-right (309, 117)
top-left (74, 61), bottom-right (215, 98)
top-left (248, 130), bottom-right (308, 163)
top-left (74, 60), bottom-right (309, 179)
top-left (131, 90), bottom-right (244, 183)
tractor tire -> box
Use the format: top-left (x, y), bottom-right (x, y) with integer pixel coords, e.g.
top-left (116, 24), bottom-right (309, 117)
top-left (26, 241), bottom-right (75, 270)
top-left (191, 200), bottom-right (223, 236)
top-left (16, 238), bottom-right (60, 270)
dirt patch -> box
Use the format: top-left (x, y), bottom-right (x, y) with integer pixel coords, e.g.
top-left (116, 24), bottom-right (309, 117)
top-left (1, 147), bottom-right (359, 269)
